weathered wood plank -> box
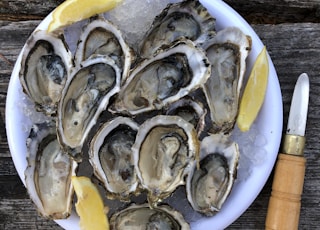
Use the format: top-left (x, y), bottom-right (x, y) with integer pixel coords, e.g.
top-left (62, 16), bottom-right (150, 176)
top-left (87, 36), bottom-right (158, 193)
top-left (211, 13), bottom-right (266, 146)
top-left (1, 0), bottom-right (320, 23)
top-left (0, 175), bottom-right (26, 199)
top-left (0, 106), bottom-right (9, 157)
top-left (0, 199), bottom-right (62, 229)
top-left (0, 0), bottom-right (63, 21)
top-left (225, 0), bottom-right (320, 23)
top-left (0, 20), bottom-right (40, 65)
top-left (0, 157), bottom-right (19, 176)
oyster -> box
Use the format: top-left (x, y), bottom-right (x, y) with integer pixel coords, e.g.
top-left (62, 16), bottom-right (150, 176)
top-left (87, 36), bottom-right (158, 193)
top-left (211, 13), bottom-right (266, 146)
top-left (19, 30), bottom-right (73, 116)
top-left (165, 96), bottom-right (207, 136)
top-left (139, 0), bottom-right (216, 58)
top-left (89, 117), bottom-right (139, 201)
top-left (110, 203), bottom-right (190, 230)
top-left (74, 17), bottom-right (134, 84)
top-left (202, 27), bottom-right (252, 133)
top-left (57, 55), bottom-right (121, 161)
top-left (133, 115), bottom-right (199, 206)
top-left (111, 40), bottom-right (211, 115)
top-left (186, 134), bottom-right (239, 216)
top-left (24, 122), bottom-right (77, 219)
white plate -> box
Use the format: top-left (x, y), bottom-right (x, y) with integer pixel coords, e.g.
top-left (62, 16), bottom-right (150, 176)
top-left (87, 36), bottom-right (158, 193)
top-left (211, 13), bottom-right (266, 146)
top-left (6, 0), bottom-right (283, 229)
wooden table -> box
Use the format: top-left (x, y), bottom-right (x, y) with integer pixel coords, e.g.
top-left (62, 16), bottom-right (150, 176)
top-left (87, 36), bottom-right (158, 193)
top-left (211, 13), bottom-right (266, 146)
top-left (1, 0), bottom-right (320, 229)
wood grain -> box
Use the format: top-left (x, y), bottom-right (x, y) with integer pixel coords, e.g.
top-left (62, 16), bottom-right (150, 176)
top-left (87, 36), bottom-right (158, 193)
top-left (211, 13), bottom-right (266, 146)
top-left (224, 0), bottom-right (320, 23)
top-left (1, 1), bottom-right (320, 229)
top-left (1, 0), bottom-right (320, 23)
top-left (0, 0), bottom-right (64, 21)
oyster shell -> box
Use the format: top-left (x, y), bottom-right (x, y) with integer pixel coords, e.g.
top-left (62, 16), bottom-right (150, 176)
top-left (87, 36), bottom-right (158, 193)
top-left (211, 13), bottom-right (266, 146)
top-left (74, 17), bottom-right (134, 84)
top-left (24, 122), bottom-right (77, 219)
top-left (89, 117), bottom-right (139, 201)
top-left (139, 0), bottom-right (215, 58)
top-left (110, 203), bottom-right (190, 230)
top-left (133, 115), bottom-right (199, 206)
top-left (165, 96), bottom-right (207, 136)
top-left (19, 30), bottom-right (73, 116)
top-left (202, 27), bottom-right (252, 133)
top-left (186, 134), bottom-right (239, 216)
top-left (57, 55), bottom-right (121, 161)
top-left (111, 40), bottom-right (211, 115)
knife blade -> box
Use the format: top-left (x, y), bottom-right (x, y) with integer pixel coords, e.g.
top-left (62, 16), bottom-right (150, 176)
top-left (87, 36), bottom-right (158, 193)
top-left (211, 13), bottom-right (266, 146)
top-left (287, 73), bottom-right (309, 137)
top-left (265, 73), bottom-right (309, 230)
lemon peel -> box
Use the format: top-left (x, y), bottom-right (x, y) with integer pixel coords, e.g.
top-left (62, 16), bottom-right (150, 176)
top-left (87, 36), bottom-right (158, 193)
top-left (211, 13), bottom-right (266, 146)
top-left (237, 46), bottom-right (269, 132)
top-left (48, 0), bottom-right (123, 33)
top-left (71, 176), bottom-right (109, 230)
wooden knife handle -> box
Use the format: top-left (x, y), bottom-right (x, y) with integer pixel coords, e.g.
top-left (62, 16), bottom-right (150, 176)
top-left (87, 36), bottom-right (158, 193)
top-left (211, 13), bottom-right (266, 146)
top-left (265, 153), bottom-right (306, 230)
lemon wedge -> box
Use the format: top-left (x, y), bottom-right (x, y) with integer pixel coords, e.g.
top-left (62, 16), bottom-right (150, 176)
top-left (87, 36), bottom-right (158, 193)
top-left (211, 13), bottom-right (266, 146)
top-left (48, 0), bottom-right (123, 33)
top-left (237, 46), bottom-right (269, 132)
top-left (71, 176), bottom-right (109, 230)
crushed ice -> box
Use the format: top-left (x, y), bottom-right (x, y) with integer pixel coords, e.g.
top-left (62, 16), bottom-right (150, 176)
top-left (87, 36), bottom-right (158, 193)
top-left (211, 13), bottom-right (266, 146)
top-left (18, 89), bottom-right (52, 134)
top-left (18, 0), bottom-right (269, 225)
top-left (105, 0), bottom-right (183, 50)
top-left (231, 122), bottom-right (268, 182)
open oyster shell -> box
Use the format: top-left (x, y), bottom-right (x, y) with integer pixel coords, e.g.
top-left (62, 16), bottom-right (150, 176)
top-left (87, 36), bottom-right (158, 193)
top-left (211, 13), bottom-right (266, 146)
top-left (165, 96), bottom-right (207, 137)
top-left (57, 55), bottom-right (121, 161)
top-left (89, 117), bottom-right (139, 201)
top-left (139, 0), bottom-right (216, 58)
top-left (74, 16), bottom-right (134, 84)
top-left (132, 115), bottom-right (199, 206)
top-left (110, 203), bottom-right (190, 230)
top-left (186, 134), bottom-right (239, 216)
top-left (24, 122), bottom-right (77, 219)
top-left (111, 40), bottom-right (211, 115)
top-left (202, 27), bottom-right (252, 133)
top-left (19, 30), bottom-right (73, 116)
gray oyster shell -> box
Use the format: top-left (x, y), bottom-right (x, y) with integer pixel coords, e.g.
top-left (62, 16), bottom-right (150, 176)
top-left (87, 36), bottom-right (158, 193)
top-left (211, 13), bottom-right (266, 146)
top-left (165, 96), bottom-right (207, 137)
top-left (111, 40), bottom-right (211, 115)
top-left (132, 115), bottom-right (199, 206)
top-left (24, 122), bottom-right (77, 219)
top-left (202, 27), bottom-right (252, 133)
top-left (110, 203), bottom-right (190, 230)
top-left (89, 117), bottom-right (139, 201)
top-left (139, 0), bottom-right (216, 58)
top-left (57, 55), bottom-right (121, 161)
top-left (186, 134), bottom-right (239, 216)
top-left (19, 30), bottom-right (73, 116)
top-left (74, 16), bottom-right (134, 84)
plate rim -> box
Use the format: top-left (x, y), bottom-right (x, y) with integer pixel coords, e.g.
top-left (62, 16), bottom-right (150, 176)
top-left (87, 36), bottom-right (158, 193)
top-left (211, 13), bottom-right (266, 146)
top-left (5, 0), bottom-right (283, 229)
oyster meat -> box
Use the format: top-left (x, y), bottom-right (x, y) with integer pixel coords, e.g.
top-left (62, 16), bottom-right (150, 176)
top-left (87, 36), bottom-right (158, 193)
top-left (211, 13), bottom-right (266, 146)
top-left (139, 0), bottom-right (216, 58)
top-left (202, 27), bottom-right (252, 133)
top-left (57, 55), bottom-right (121, 161)
top-left (19, 30), bottom-right (73, 115)
top-left (186, 134), bottom-right (239, 216)
top-left (110, 203), bottom-right (190, 230)
top-left (133, 115), bottom-right (199, 206)
top-left (24, 122), bottom-right (77, 219)
top-left (111, 40), bottom-right (211, 115)
top-left (89, 117), bottom-right (139, 201)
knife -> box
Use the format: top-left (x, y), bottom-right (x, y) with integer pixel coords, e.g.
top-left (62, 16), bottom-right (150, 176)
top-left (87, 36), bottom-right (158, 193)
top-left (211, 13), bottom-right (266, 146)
top-left (265, 73), bottom-right (309, 230)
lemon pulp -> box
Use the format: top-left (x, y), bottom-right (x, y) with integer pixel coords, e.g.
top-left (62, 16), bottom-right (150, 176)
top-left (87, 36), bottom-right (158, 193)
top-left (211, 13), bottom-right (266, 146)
top-left (48, 0), bottom-right (123, 32)
top-left (237, 46), bottom-right (269, 132)
top-left (71, 176), bottom-right (109, 230)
